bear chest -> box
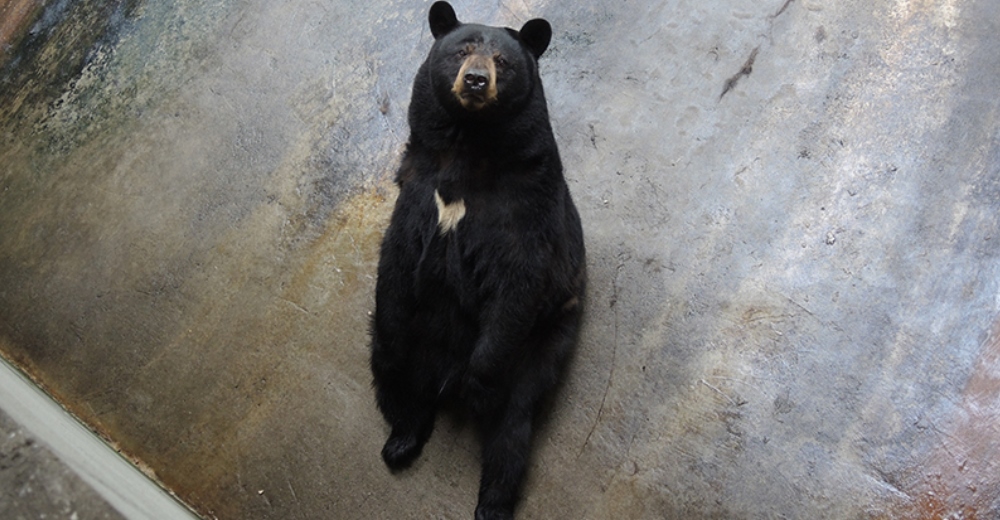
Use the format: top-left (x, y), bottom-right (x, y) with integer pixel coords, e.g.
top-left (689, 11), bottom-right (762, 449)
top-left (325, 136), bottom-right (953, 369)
top-left (413, 186), bottom-right (520, 297)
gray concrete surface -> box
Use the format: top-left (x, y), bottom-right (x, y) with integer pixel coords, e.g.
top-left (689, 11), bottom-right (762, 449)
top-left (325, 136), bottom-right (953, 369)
top-left (1, 0), bottom-right (999, 518)
top-left (0, 357), bottom-right (198, 520)
top-left (0, 408), bottom-right (125, 520)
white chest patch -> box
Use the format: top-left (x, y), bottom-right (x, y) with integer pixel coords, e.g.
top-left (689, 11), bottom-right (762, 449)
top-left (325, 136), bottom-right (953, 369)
top-left (434, 189), bottom-right (466, 235)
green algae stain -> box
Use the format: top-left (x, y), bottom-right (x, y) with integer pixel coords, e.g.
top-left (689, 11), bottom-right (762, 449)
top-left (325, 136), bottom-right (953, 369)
top-left (2, 0), bottom-right (239, 166)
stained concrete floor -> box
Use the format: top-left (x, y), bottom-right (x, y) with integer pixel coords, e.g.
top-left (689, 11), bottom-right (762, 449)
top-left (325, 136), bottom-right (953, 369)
top-left (2, 0), bottom-right (999, 518)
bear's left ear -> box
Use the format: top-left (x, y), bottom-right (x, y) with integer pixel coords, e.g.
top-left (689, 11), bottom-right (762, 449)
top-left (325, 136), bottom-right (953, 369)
top-left (429, 1), bottom-right (460, 39)
top-left (519, 18), bottom-right (551, 59)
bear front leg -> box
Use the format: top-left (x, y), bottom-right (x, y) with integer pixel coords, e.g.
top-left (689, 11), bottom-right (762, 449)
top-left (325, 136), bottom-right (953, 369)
top-left (474, 406), bottom-right (533, 520)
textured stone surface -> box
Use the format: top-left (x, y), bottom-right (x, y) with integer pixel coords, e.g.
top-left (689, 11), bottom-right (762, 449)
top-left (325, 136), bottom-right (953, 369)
top-left (1, 0), bottom-right (999, 518)
top-left (0, 409), bottom-right (125, 520)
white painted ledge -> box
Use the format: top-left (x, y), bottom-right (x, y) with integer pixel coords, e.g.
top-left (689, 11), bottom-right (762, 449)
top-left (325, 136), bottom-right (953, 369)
top-left (0, 357), bottom-right (200, 520)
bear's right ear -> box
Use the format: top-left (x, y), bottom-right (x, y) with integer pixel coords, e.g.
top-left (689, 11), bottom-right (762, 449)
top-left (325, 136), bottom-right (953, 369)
top-left (429, 1), bottom-right (460, 39)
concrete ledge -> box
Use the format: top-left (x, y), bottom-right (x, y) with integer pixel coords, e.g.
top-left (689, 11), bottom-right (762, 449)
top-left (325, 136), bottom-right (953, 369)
top-left (0, 358), bottom-right (198, 520)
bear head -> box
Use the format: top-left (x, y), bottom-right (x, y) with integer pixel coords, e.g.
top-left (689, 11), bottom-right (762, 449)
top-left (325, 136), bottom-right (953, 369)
top-left (425, 1), bottom-right (551, 116)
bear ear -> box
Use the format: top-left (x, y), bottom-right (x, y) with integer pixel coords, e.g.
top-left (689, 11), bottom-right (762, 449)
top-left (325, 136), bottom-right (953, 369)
top-left (429, 1), bottom-right (460, 39)
top-left (519, 18), bottom-right (552, 59)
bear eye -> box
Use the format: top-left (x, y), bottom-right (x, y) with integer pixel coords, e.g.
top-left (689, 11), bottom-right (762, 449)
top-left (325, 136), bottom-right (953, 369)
top-left (457, 49), bottom-right (469, 58)
top-left (494, 56), bottom-right (508, 68)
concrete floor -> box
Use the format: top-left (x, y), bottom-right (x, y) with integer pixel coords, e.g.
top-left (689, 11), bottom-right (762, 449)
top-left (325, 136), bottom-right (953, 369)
top-left (2, 0), bottom-right (999, 518)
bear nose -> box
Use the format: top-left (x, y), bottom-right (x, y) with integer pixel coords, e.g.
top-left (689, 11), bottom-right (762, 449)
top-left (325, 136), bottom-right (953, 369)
top-left (463, 71), bottom-right (489, 92)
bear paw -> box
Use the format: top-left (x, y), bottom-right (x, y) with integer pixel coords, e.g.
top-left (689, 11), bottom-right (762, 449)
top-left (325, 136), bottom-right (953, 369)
top-left (381, 431), bottom-right (424, 471)
top-left (474, 504), bottom-right (514, 520)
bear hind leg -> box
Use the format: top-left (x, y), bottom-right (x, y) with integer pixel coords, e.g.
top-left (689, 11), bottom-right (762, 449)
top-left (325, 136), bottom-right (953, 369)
top-left (474, 407), bottom-right (533, 520)
top-left (373, 364), bottom-right (437, 470)
top-left (473, 317), bottom-right (580, 519)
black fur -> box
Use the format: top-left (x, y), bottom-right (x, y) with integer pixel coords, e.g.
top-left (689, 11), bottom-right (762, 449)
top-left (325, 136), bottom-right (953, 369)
top-left (370, 3), bottom-right (585, 519)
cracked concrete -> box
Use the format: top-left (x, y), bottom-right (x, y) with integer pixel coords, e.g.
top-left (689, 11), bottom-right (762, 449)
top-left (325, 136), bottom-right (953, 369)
top-left (2, 0), bottom-right (1000, 518)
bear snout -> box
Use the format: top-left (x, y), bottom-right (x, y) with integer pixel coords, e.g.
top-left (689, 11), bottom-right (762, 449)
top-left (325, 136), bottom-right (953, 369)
top-left (451, 54), bottom-right (497, 110)
top-left (464, 71), bottom-right (489, 92)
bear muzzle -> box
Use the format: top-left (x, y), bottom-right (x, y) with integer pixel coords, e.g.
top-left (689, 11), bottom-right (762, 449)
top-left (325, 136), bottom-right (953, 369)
top-left (451, 55), bottom-right (497, 111)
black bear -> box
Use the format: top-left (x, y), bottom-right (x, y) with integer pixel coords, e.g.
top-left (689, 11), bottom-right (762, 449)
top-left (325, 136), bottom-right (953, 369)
top-left (370, 2), bottom-right (585, 519)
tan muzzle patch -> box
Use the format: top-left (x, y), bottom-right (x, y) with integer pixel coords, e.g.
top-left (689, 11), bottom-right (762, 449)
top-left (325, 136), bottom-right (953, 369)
top-left (451, 54), bottom-right (498, 111)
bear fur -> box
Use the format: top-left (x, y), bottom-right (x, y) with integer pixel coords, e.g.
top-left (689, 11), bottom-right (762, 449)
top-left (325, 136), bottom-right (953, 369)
top-left (370, 3), bottom-right (585, 519)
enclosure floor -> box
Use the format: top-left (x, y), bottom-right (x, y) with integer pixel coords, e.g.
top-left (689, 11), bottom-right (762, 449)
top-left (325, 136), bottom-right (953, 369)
top-left (2, 0), bottom-right (999, 518)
